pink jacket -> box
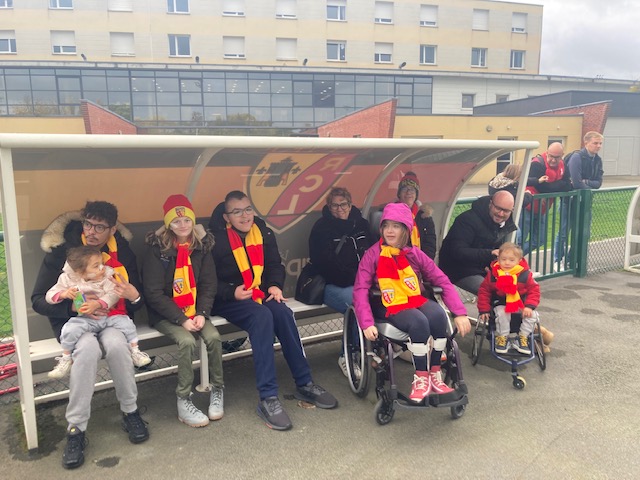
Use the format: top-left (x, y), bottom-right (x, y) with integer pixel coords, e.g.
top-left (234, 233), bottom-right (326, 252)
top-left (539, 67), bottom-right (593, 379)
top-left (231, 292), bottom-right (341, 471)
top-left (353, 242), bottom-right (467, 330)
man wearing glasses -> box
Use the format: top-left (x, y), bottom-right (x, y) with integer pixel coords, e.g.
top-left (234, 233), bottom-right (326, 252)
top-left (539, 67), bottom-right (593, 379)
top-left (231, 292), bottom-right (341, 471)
top-left (521, 142), bottom-right (572, 255)
top-left (439, 190), bottom-right (517, 295)
top-left (208, 191), bottom-right (337, 431)
top-left (31, 201), bottom-right (148, 469)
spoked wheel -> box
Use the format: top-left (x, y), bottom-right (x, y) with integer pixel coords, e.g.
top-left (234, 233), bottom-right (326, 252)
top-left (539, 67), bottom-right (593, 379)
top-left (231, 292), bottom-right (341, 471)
top-left (471, 321), bottom-right (485, 365)
top-left (343, 307), bottom-right (371, 398)
top-left (513, 375), bottom-right (526, 390)
top-left (534, 331), bottom-right (547, 371)
top-left (443, 338), bottom-right (461, 388)
top-left (374, 397), bottom-right (395, 425)
top-left (450, 403), bottom-right (466, 420)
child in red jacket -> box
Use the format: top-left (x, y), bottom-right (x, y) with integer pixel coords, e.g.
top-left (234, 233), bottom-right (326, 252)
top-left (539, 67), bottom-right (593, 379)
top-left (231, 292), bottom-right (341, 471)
top-left (477, 242), bottom-right (540, 355)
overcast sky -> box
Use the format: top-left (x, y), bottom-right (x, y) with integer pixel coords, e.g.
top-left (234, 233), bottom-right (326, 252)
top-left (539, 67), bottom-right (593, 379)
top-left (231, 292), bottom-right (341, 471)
top-left (505, 0), bottom-right (640, 81)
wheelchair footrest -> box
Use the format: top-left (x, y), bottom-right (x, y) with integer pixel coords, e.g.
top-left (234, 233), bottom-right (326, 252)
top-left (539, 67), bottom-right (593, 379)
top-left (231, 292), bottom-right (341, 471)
top-left (428, 390), bottom-right (467, 407)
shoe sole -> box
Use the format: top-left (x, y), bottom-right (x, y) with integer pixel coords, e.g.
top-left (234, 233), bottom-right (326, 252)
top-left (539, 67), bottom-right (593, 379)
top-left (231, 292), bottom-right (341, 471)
top-left (62, 457), bottom-right (84, 470)
top-left (178, 417), bottom-right (210, 428)
top-left (293, 392), bottom-right (338, 409)
top-left (121, 424), bottom-right (149, 444)
top-left (516, 349), bottom-right (532, 355)
top-left (494, 348), bottom-right (508, 354)
top-left (208, 412), bottom-right (224, 421)
top-left (256, 408), bottom-right (292, 431)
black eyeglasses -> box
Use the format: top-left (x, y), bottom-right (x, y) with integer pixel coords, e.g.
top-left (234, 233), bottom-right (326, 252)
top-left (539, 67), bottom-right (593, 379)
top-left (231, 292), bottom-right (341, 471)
top-left (548, 154), bottom-right (563, 160)
top-left (226, 206), bottom-right (254, 217)
top-left (82, 220), bottom-right (111, 234)
top-left (329, 202), bottom-right (350, 211)
top-left (490, 201), bottom-right (513, 215)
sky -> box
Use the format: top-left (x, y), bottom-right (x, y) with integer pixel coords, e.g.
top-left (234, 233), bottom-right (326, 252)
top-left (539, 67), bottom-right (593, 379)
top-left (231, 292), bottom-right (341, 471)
top-left (506, 0), bottom-right (640, 81)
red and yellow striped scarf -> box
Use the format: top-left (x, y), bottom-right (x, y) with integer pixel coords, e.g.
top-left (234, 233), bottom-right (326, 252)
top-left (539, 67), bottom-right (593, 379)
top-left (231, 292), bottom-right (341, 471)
top-left (82, 234), bottom-right (128, 315)
top-left (492, 261), bottom-right (525, 313)
top-left (172, 242), bottom-right (197, 318)
top-left (227, 223), bottom-right (265, 304)
top-left (376, 241), bottom-right (427, 316)
top-left (409, 203), bottom-right (420, 248)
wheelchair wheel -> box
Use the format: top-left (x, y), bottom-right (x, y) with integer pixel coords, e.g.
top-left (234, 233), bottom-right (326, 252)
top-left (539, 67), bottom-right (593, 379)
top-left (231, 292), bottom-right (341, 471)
top-left (343, 307), bottom-right (371, 398)
top-left (513, 375), bottom-right (526, 390)
top-left (471, 321), bottom-right (485, 365)
top-left (534, 332), bottom-right (547, 371)
top-left (450, 403), bottom-right (466, 420)
top-left (374, 398), bottom-right (395, 425)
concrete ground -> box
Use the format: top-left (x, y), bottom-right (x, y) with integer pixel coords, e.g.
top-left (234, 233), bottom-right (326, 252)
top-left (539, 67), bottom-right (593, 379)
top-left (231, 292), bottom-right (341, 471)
top-left (2, 270), bottom-right (640, 479)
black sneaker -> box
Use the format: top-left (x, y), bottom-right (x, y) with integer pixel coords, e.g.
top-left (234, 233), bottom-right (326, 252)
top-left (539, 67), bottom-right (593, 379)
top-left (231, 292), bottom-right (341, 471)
top-left (121, 409), bottom-right (149, 444)
top-left (62, 426), bottom-right (87, 470)
top-left (256, 396), bottom-right (292, 431)
top-left (294, 382), bottom-right (338, 409)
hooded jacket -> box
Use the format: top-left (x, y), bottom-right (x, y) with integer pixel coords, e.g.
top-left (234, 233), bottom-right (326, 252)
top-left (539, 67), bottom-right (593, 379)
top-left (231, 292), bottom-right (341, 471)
top-left (439, 196), bottom-right (517, 283)
top-left (30, 210), bottom-right (143, 341)
top-left (208, 202), bottom-right (285, 303)
top-left (142, 224), bottom-right (217, 326)
top-left (353, 202), bottom-right (466, 330)
top-left (308, 205), bottom-right (374, 287)
top-left (477, 258), bottom-right (541, 314)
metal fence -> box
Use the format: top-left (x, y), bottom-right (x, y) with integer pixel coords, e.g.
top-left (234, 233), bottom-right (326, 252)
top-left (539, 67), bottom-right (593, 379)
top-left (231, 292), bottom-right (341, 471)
top-left (1, 186), bottom-right (638, 404)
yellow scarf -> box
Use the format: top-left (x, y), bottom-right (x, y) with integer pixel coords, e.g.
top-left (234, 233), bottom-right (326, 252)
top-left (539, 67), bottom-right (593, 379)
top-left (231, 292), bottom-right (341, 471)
top-left (410, 203), bottom-right (420, 248)
top-left (228, 223), bottom-right (265, 304)
top-left (173, 242), bottom-right (197, 318)
top-left (376, 242), bottom-right (427, 316)
top-left (493, 263), bottom-right (525, 313)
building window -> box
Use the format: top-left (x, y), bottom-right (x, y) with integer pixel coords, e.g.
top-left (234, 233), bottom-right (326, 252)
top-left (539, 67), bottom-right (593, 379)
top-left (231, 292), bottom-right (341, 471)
top-left (168, 34), bottom-right (190, 57)
top-left (222, 0), bottom-right (244, 16)
top-left (374, 1), bottom-right (393, 24)
top-left (276, 38), bottom-right (296, 60)
top-left (510, 50), bottom-right (525, 69)
top-left (496, 94), bottom-right (509, 103)
top-left (420, 5), bottom-right (437, 27)
top-left (223, 36), bottom-right (245, 58)
top-left (471, 48), bottom-right (487, 67)
top-left (461, 93), bottom-right (475, 109)
top-left (276, 0), bottom-right (296, 18)
top-left (0, 31), bottom-right (16, 54)
top-left (512, 12), bottom-right (527, 33)
top-left (327, 1), bottom-right (346, 21)
top-left (374, 42), bottom-right (393, 63)
top-left (51, 31), bottom-right (76, 54)
top-left (50, 0), bottom-right (73, 8)
top-left (0, 0), bottom-right (14, 8)
top-left (327, 41), bottom-right (346, 61)
top-left (472, 9), bottom-right (489, 30)
top-left (108, 0), bottom-right (132, 11)
top-left (110, 32), bottom-right (135, 57)
top-left (167, 0), bottom-right (189, 14)
top-left (419, 45), bottom-right (436, 65)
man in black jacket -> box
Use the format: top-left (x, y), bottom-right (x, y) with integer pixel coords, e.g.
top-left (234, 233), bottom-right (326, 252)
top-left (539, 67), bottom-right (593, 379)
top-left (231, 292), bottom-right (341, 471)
top-left (209, 191), bottom-right (337, 432)
top-left (439, 191), bottom-right (516, 295)
top-left (31, 201), bottom-right (148, 469)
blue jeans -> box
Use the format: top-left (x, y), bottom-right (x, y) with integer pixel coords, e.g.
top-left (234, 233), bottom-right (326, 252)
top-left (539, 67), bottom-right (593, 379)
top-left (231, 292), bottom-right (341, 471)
top-left (323, 284), bottom-right (353, 315)
top-left (519, 208), bottom-right (548, 256)
top-left (212, 299), bottom-right (312, 400)
top-left (554, 198), bottom-right (571, 263)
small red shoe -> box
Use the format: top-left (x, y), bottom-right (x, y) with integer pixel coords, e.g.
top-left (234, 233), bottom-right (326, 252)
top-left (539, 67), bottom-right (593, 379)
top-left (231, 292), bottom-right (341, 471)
top-left (429, 369), bottom-right (455, 395)
top-left (409, 371), bottom-right (431, 403)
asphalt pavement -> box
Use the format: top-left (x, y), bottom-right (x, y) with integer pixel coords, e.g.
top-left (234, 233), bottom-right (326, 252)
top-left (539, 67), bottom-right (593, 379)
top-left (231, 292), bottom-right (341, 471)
top-left (2, 269), bottom-right (640, 479)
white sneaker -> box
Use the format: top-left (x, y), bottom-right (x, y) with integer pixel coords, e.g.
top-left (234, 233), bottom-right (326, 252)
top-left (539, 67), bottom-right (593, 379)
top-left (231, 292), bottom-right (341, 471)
top-left (131, 348), bottom-right (152, 367)
top-left (177, 394), bottom-right (209, 427)
top-left (208, 386), bottom-right (224, 421)
top-left (338, 355), bottom-right (361, 379)
top-left (49, 355), bottom-right (73, 379)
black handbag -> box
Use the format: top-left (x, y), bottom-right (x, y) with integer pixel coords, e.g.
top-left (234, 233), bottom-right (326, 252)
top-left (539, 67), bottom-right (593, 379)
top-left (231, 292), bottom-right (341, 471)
top-left (295, 262), bottom-right (326, 305)
top-left (295, 235), bottom-right (348, 305)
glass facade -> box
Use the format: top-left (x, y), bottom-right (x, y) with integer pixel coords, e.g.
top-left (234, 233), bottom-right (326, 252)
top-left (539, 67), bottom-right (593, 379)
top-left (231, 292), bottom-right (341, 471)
top-left (0, 66), bottom-right (432, 127)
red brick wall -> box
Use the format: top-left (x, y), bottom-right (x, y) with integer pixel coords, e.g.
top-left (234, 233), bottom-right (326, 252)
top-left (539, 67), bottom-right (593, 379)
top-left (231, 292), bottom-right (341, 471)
top-left (317, 99), bottom-right (397, 138)
top-left (540, 101), bottom-right (611, 139)
top-left (81, 100), bottom-right (138, 135)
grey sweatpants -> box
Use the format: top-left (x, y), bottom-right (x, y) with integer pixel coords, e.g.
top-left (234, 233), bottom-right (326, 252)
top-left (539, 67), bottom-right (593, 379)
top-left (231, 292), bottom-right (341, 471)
top-left (65, 328), bottom-right (138, 431)
top-left (60, 314), bottom-right (138, 352)
top-left (494, 305), bottom-right (536, 336)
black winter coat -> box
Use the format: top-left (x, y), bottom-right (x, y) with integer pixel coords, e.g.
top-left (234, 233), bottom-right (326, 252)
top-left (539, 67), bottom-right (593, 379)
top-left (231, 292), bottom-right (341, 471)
top-left (308, 205), bottom-right (374, 287)
top-left (208, 202), bottom-right (285, 303)
top-left (31, 214), bottom-right (144, 341)
top-left (142, 225), bottom-right (217, 326)
top-left (438, 196), bottom-right (517, 283)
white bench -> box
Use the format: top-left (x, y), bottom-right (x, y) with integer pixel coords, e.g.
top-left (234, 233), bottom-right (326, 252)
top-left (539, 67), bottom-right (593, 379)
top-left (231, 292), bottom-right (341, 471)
top-left (28, 301), bottom-right (337, 404)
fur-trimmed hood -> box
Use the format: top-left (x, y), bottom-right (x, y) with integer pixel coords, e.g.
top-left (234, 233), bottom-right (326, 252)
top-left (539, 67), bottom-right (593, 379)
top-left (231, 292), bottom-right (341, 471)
top-left (40, 210), bottom-right (133, 253)
top-left (417, 202), bottom-right (433, 218)
top-left (144, 223), bottom-right (215, 253)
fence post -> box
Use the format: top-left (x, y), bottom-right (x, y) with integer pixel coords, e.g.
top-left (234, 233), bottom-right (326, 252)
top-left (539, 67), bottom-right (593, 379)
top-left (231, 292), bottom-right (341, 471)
top-left (574, 189), bottom-right (593, 277)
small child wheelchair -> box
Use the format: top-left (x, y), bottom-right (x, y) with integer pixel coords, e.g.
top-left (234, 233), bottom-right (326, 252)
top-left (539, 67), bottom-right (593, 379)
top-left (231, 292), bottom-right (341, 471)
top-left (470, 309), bottom-right (546, 389)
top-left (342, 302), bottom-right (468, 425)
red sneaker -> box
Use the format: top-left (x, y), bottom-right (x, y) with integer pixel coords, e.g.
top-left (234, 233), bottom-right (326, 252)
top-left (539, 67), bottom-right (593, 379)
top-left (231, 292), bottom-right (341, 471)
top-left (409, 371), bottom-right (431, 402)
top-left (429, 370), bottom-right (455, 395)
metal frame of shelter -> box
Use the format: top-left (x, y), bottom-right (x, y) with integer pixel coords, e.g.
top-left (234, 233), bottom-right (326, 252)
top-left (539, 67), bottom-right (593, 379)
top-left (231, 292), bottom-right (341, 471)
top-left (624, 186), bottom-right (640, 273)
top-left (0, 134), bottom-right (538, 451)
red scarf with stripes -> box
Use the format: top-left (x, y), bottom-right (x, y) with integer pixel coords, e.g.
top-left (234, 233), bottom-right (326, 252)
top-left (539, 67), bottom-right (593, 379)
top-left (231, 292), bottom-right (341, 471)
top-left (172, 242), bottom-right (197, 318)
top-left (492, 260), bottom-right (525, 313)
top-left (409, 203), bottom-right (420, 248)
top-left (376, 241), bottom-right (427, 316)
top-left (227, 223), bottom-right (265, 304)
top-left (82, 234), bottom-right (127, 315)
